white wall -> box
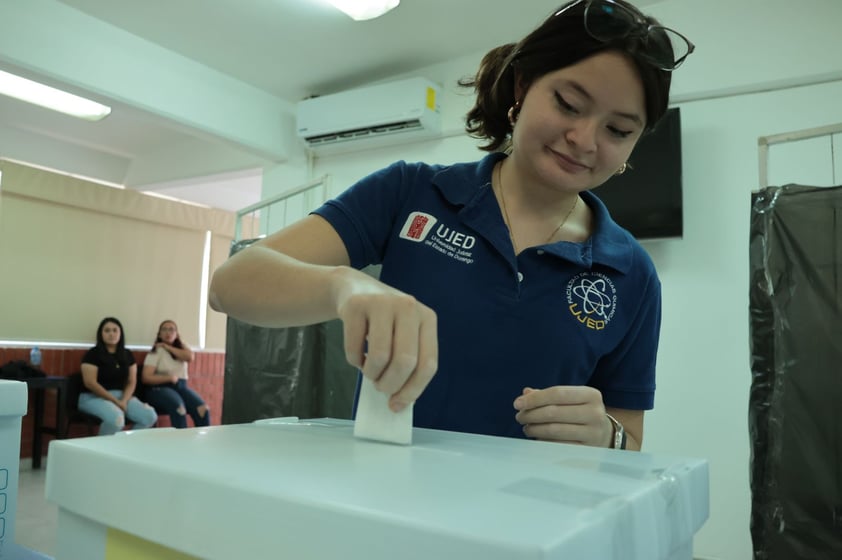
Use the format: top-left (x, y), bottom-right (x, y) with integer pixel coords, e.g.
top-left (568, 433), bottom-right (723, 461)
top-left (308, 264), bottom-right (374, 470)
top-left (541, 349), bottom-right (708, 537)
top-left (657, 0), bottom-right (842, 100)
top-left (261, 2), bottom-right (842, 559)
top-left (649, 79), bottom-right (842, 560)
top-left (637, 3), bottom-right (842, 556)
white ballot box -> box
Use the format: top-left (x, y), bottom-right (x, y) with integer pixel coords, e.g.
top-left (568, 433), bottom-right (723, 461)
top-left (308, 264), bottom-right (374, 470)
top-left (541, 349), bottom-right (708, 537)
top-left (0, 379), bottom-right (28, 554)
top-left (46, 418), bottom-right (708, 560)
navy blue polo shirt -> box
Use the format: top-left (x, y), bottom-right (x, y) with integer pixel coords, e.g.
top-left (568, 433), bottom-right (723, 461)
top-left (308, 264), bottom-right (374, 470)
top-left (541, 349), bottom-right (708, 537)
top-left (313, 152), bottom-right (661, 439)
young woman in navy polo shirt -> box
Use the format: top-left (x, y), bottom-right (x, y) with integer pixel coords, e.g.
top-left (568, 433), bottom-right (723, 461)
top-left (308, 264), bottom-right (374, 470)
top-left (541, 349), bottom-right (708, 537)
top-left (210, 0), bottom-right (694, 451)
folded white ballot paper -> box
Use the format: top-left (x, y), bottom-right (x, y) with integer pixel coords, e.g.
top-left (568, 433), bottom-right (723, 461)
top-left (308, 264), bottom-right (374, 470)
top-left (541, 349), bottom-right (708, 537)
top-left (353, 376), bottom-right (413, 445)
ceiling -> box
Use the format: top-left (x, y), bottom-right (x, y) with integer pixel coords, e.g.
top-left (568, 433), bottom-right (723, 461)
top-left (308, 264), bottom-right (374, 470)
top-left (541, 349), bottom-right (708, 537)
top-left (0, 0), bottom-right (662, 211)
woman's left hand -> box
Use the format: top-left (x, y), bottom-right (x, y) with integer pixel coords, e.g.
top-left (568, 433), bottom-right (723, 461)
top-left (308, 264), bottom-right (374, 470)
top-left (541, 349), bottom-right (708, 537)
top-left (513, 386), bottom-right (613, 447)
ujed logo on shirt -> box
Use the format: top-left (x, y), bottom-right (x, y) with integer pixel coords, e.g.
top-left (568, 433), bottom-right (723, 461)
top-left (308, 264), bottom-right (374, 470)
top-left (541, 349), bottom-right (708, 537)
top-left (565, 272), bottom-right (617, 331)
top-left (398, 211), bottom-right (476, 265)
top-left (399, 212), bottom-right (438, 242)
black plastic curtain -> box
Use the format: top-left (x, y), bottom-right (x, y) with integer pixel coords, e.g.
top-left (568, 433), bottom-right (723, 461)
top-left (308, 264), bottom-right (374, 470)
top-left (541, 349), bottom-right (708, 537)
top-left (221, 239), bottom-right (357, 424)
top-left (749, 184), bottom-right (842, 559)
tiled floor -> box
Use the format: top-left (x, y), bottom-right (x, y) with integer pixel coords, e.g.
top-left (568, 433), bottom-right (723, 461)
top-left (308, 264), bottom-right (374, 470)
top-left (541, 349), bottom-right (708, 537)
top-left (15, 463), bottom-right (57, 558)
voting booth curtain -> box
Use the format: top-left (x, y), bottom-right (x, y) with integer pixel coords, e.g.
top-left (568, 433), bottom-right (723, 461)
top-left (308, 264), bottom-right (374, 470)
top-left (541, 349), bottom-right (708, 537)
top-left (749, 184), bottom-right (842, 559)
top-left (220, 238), bottom-right (357, 424)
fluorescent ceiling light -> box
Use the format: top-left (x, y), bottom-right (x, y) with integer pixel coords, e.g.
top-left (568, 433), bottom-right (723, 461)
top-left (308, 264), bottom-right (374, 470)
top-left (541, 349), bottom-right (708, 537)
top-left (326, 0), bottom-right (400, 21)
top-left (0, 70), bottom-right (111, 121)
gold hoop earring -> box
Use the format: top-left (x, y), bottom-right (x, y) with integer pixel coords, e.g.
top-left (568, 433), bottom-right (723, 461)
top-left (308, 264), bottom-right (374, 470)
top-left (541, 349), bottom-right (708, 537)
top-left (616, 162), bottom-right (628, 175)
top-left (507, 101), bottom-right (521, 128)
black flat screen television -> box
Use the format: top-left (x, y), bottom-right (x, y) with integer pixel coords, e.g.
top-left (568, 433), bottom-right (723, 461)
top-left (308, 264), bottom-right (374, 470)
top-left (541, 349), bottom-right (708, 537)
top-left (593, 107), bottom-right (683, 240)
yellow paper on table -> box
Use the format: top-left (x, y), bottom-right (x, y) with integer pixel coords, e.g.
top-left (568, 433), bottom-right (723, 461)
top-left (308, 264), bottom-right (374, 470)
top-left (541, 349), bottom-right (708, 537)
top-left (106, 527), bottom-right (200, 560)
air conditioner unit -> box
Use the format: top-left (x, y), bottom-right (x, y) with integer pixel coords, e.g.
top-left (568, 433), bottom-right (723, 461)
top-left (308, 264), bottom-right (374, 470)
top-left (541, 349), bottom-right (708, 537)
top-left (296, 77), bottom-right (442, 155)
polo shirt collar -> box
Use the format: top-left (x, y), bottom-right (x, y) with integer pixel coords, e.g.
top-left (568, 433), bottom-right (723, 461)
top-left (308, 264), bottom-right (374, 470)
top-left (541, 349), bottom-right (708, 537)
top-left (432, 152), bottom-right (503, 206)
top-left (431, 152), bottom-right (635, 274)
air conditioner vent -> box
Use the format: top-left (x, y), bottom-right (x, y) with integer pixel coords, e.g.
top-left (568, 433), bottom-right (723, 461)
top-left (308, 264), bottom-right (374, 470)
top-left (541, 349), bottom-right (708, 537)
top-left (304, 119), bottom-right (424, 145)
top-left (296, 78), bottom-right (441, 155)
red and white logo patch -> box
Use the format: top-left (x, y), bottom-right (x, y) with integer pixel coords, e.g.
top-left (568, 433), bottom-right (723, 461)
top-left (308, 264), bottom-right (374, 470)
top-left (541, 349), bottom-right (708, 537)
top-left (399, 212), bottom-right (437, 242)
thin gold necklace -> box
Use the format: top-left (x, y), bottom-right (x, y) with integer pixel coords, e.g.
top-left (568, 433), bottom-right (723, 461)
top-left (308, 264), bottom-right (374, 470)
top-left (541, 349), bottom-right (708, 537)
top-left (495, 162), bottom-right (579, 254)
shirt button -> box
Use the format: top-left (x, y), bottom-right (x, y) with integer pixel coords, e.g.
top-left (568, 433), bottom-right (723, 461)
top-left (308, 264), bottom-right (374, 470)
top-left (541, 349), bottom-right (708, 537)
top-left (517, 272), bottom-right (524, 282)
top-left (537, 250), bottom-right (545, 256)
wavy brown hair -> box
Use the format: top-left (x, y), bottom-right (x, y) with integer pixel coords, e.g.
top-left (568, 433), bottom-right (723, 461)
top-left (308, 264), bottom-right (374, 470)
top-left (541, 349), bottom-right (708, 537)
top-left (459, 0), bottom-right (673, 152)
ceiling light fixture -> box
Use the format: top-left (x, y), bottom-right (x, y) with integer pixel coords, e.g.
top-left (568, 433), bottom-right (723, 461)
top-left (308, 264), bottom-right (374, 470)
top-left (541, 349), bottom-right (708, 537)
top-left (0, 69), bottom-right (111, 121)
top-left (326, 0), bottom-right (400, 21)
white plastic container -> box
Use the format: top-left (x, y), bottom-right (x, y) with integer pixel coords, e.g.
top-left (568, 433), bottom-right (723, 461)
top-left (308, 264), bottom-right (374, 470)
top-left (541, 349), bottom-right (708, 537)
top-left (47, 417), bottom-right (709, 559)
top-left (0, 379), bottom-right (28, 552)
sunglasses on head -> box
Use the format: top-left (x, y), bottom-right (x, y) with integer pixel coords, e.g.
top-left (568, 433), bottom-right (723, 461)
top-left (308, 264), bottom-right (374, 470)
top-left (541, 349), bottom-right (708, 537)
top-left (556, 0), bottom-right (695, 71)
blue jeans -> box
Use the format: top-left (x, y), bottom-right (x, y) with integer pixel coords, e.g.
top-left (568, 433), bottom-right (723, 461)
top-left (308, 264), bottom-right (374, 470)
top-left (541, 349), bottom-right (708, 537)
top-left (143, 379), bottom-right (209, 429)
top-left (78, 390), bottom-right (158, 436)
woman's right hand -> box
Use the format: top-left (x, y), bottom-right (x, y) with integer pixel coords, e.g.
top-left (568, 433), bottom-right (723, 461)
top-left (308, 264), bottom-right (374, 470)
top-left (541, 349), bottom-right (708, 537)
top-left (331, 267), bottom-right (438, 412)
top-left (210, 215), bottom-right (439, 411)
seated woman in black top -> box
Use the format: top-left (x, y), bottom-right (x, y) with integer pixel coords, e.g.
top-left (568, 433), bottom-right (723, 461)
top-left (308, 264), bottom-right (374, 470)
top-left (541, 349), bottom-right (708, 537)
top-left (79, 317), bottom-right (157, 435)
